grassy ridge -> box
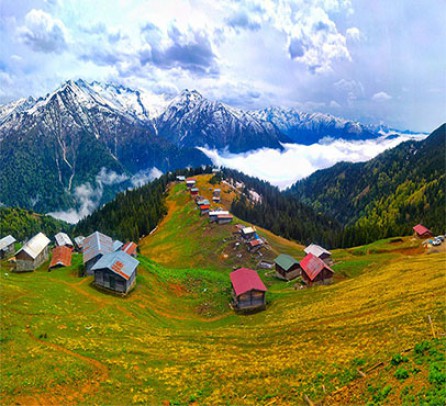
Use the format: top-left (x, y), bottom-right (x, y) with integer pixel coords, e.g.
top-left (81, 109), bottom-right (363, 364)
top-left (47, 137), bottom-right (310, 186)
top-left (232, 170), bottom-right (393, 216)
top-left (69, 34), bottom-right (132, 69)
top-left (1, 175), bottom-right (445, 405)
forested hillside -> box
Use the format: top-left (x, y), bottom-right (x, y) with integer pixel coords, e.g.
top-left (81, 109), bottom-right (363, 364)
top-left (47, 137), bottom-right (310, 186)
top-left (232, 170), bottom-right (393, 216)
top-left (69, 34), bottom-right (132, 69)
top-left (288, 123), bottom-right (446, 246)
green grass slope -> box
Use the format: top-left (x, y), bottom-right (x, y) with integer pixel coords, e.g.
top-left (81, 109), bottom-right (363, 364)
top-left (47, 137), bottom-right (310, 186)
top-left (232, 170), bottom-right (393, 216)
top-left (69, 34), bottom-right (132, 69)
top-left (1, 175), bottom-right (445, 405)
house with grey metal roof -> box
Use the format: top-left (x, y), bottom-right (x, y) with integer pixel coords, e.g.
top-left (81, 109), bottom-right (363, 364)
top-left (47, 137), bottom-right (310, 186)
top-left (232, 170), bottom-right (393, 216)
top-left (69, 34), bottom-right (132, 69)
top-left (74, 236), bottom-right (85, 251)
top-left (91, 250), bottom-right (139, 295)
top-left (304, 244), bottom-right (333, 265)
top-left (14, 232), bottom-right (50, 272)
top-left (82, 231), bottom-right (113, 275)
top-left (113, 240), bottom-right (124, 251)
top-left (274, 254), bottom-right (301, 281)
top-left (0, 235), bottom-right (16, 259)
top-left (55, 232), bottom-right (74, 248)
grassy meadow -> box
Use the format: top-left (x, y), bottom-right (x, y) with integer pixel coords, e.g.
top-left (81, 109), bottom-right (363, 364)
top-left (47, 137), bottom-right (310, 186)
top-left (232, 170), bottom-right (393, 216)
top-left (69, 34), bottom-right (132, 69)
top-left (1, 176), bottom-right (445, 405)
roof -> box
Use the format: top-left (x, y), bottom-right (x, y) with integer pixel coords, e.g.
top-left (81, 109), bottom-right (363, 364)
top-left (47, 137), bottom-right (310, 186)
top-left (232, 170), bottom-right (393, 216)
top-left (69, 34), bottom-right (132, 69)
top-left (209, 210), bottom-right (229, 216)
top-left (55, 232), bottom-right (73, 247)
top-left (190, 187), bottom-right (199, 192)
top-left (304, 244), bottom-right (331, 258)
top-left (74, 236), bottom-right (85, 247)
top-left (274, 254), bottom-right (299, 271)
top-left (200, 204), bottom-right (210, 210)
top-left (122, 241), bottom-right (137, 256)
top-left (230, 268), bottom-right (267, 296)
top-left (49, 246), bottom-right (72, 268)
top-left (91, 250), bottom-right (139, 281)
top-left (113, 240), bottom-right (124, 251)
top-left (413, 224), bottom-right (432, 235)
top-left (186, 178), bottom-right (196, 182)
top-left (249, 239), bottom-right (263, 247)
top-left (242, 227), bottom-right (255, 235)
top-left (217, 213), bottom-right (233, 219)
top-left (197, 199), bottom-right (210, 205)
top-left (17, 232), bottom-right (50, 259)
top-left (176, 175), bottom-right (186, 181)
top-left (82, 231), bottom-right (113, 264)
top-left (213, 188), bottom-right (221, 192)
top-left (0, 235), bottom-right (16, 251)
top-left (300, 253), bottom-right (334, 281)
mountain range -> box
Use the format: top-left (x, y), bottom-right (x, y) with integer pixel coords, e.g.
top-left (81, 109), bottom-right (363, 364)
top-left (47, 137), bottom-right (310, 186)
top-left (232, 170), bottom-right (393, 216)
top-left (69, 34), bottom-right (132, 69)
top-left (0, 79), bottom-right (413, 214)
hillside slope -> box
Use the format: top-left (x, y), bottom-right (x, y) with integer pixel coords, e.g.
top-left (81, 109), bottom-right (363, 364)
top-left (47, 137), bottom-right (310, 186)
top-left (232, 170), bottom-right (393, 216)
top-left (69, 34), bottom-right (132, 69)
top-left (2, 174), bottom-right (445, 405)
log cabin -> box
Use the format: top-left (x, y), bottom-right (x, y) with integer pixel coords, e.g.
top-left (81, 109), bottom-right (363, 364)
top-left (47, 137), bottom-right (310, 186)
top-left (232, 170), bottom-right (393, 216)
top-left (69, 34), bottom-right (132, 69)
top-left (230, 268), bottom-right (267, 311)
top-left (14, 232), bottom-right (50, 272)
top-left (0, 235), bottom-right (16, 259)
top-left (92, 251), bottom-right (139, 295)
top-left (82, 231), bottom-right (114, 275)
top-left (274, 254), bottom-right (301, 281)
top-left (300, 253), bottom-right (334, 286)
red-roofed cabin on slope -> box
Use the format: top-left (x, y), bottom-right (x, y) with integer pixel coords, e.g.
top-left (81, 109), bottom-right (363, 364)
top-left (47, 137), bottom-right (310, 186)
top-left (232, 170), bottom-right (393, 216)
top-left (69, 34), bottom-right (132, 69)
top-left (413, 224), bottom-right (433, 238)
top-left (300, 253), bottom-right (334, 286)
top-left (199, 204), bottom-right (210, 215)
top-left (230, 268), bottom-right (267, 312)
top-left (122, 241), bottom-right (138, 257)
top-left (190, 187), bottom-right (199, 197)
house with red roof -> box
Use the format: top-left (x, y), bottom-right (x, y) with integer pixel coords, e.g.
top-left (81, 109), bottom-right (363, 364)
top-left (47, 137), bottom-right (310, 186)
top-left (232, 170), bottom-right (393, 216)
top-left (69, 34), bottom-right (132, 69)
top-left (230, 268), bottom-right (267, 311)
top-left (122, 241), bottom-right (138, 258)
top-left (413, 224), bottom-right (433, 238)
top-left (49, 246), bottom-right (72, 270)
top-left (300, 253), bottom-right (334, 286)
top-left (199, 204), bottom-right (210, 216)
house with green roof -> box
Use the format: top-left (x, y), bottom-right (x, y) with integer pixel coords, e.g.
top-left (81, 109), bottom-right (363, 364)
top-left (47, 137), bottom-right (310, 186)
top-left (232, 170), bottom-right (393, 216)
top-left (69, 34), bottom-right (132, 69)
top-left (274, 254), bottom-right (301, 281)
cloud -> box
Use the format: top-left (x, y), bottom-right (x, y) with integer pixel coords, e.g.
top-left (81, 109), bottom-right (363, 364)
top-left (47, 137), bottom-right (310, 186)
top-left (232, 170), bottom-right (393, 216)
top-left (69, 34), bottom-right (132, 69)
top-left (226, 11), bottom-right (261, 31)
top-left (372, 91), bottom-right (392, 102)
top-left (346, 27), bottom-right (362, 41)
top-left (130, 167), bottom-right (163, 188)
top-left (17, 9), bottom-right (68, 53)
top-left (198, 134), bottom-right (425, 189)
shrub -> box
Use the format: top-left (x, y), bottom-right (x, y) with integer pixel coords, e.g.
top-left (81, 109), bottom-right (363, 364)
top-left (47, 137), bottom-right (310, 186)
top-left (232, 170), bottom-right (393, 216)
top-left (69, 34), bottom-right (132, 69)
top-left (394, 368), bottom-right (409, 380)
top-left (391, 354), bottom-right (408, 366)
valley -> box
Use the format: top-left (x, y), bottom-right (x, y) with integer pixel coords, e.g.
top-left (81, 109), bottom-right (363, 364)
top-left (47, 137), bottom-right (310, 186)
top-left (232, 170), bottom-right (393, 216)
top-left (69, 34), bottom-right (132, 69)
top-left (1, 175), bottom-right (444, 405)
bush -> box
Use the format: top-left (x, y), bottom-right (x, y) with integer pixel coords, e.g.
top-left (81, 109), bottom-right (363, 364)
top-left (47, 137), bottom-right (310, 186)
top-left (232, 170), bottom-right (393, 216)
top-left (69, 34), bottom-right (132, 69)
top-left (391, 354), bottom-right (409, 366)
top-left (428, 362), bottom-right (446, 385)
top-left (394, 368), bottom-right (409, 380)
top-left (414, 341), bottom-right (431, 354)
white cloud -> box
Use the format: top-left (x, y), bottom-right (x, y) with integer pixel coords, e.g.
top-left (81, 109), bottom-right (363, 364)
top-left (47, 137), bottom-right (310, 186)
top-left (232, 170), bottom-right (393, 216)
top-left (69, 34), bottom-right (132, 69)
top-left (130, 167), bottom-right (163, 188)
top-left (372, 91), bottom-right (392, 101)
top-left (346, 27), bottom-right (362, 41)
top-left (198, 134), bottom-right (425, 190)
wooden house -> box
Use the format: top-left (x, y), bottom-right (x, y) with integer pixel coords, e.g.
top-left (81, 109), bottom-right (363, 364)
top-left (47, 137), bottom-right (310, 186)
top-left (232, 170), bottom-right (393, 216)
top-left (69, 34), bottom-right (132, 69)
top-left (200, 204), bottom-right (210, 215)
top-left (241, 227), bottom-right (256, 240)
top-left (190, 187), bottom-right (199, 197)
top-left (196, 198), bottom-right (210, 206)
top-left (304, 244), bottom-right (333, 265)
top-left (74, 236), bottom-right (85, 252)
top-left (92, 251), bottom-right (139, 295)
top-left (212, 195), bottom-right (221, 203)
top-left (122, 241), bottom-right (138, 257)
top-left (213, 188), bottom-right (221, 197)
top-left (230, 268), bottom-right (267, 311)
top-left (82, 231), bottom-right (113, 275)
top-left (14, 232), bottom-right (50, 272)
top-left (49, 246), bottom-right (72, 270)
top-left (54, 232), bottom-right (74, 249)
top-left (274, 254), bottom-right (300, 281)
top-left (248, 238), bottom-right (264, 252)
top-left (0, 235), bottom-right (16, 259)
top-left (216, 213), bottom-right (233, 224)
top-left (300, 253), bottom-right (334, 286)
top-left (186, 178), bottom-right (196, 189)
top-left (413, 224), bottom-right (433, 238)
top-left (209, 210), bottom-right (229, 222)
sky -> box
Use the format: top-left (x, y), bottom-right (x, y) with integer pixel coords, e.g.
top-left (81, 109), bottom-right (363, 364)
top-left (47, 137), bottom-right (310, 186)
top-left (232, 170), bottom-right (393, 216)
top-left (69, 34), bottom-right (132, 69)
top-left (0, 0), bottom-right (444, 132)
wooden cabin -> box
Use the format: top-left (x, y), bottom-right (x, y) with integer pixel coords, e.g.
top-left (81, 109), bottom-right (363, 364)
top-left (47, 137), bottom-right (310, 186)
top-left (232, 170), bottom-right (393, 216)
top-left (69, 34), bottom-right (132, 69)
top-left (304, 244), bottom-right (333, 265)
top-left (216, 213), bottom-right (233, 224)
top-left (212, 196), bottom-right (221, 203)
top-left (0, 235), bottom-right (16, 259)
top-left (92, 251), bottom-right (139, 295)
top-left (49, 246), bottom-right (72, 270)
top-left (196, 198), bottom-right (210, 207)
top-left (74, 236), bottom-right (85, 252)
top-left (122, 241), bottom-right (138, 258)
top-left (82, 231), bottom-right (114, 275)
top-left (176, 175), bottom-right (186, 182)
top-left (274, 254), bottom-right (300, 281)
top-left (230, 268), bottom-right (267, 311)
top-left (241, 227), bottom-right (256, 240)
top-left (14, 232), bottom-right (50, 272)
top-left (209, 210), bottom-right (229, 222)
top-left (413, 224), bottom-right (433, 238)
top-left (300, 253), bottom-right (334, 286)
top-left (54, 232), bottom-right (74, 249)
top-left (190, 187), bottom-right (199, 197)
top-left (213, 188), bottom-right (221, 197)
top-left (200, 204), bottom-right (210, 215)
top-left (248, 238), bottom-right (264, 252)
top-left (186, 178), bottom-right (196, 189)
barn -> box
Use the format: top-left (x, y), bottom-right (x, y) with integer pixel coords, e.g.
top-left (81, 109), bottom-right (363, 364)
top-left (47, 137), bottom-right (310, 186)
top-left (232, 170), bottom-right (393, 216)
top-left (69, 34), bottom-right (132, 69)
top-left (55, 232), bottom-right (74, 248)
top-left (49, 246), bottom-right (72, 270)
top-left (82, 231), bottom-right (114, 275)
top-left (274, 254), bottom-right (300, 281)
top-left (304, 244), bottom-right (333, 265)
top-left (92, 251), bottom-right (139, 295)
top-left (0, 235), bottom-right (16, 259)
top-left (300, 253), bottom-right (334, 286)
top-left (230, 268), bottom-right (267, 311)
top-left (413, 224), bottom-right (433, 238)
top-left (122, 241), bottom-right (138, 257)
top-left (14, 232), bottom-right (50, 272)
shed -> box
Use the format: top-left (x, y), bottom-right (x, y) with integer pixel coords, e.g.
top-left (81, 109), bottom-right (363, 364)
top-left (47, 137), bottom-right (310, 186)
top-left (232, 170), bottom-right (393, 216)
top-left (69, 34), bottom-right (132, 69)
top-left (113, 240), bottom-right (124, 251)
top-left (74, 236), bottom-right (85, 251)
top-left (54, 232), bottom-right (74, 248)
top-left (15, 232), bottom-right (50, 272)
top-left (300, 253), bottom-right (334, 286)
top-left (274, 254), bottom-right (301, 281)
top-left (82, 231), bottom-right (113, 275)
top-left (122, 241), bottom-right (138, 257)
top-left (304, 244), bottom-right (332, 265)
top-left (230, 268), bottom-right (267, 311)
top-left (49, 246), bottom-right (72, 269)
top-left (216, 213), bottom-right (233, 224)
top-left (0, 235), bottom-right (16, 259)
top-left (209, 210), bottom-right (229, 222)
top-left (241, 227), bottom-right (256, 240)
top-left (92, 251), bottom-right (139, 295)
top-left (413, 224), bottom-right (433, 238)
